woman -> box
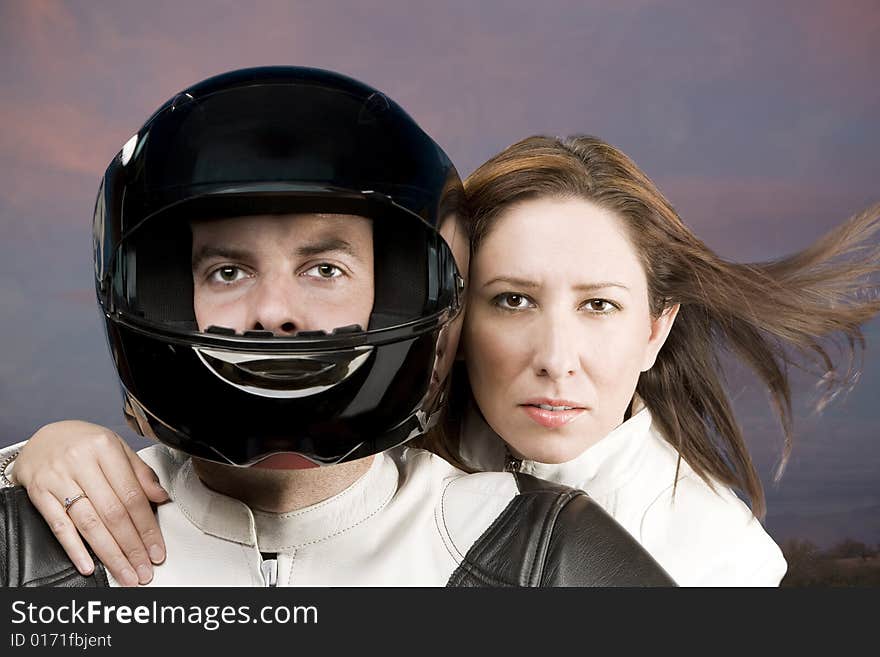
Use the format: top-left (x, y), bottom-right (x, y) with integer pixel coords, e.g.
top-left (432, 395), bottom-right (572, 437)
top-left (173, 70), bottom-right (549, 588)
top-left (431, 136), bottom-right (879, 584)
top-left (4, 135), bottom-right (879, 586)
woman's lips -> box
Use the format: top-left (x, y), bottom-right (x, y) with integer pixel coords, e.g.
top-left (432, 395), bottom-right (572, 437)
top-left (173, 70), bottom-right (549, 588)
top-left (520, 403), bottom-right (585, 429)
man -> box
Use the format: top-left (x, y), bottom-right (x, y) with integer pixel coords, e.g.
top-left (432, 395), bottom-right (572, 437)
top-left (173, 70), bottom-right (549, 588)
top-left (0, 67), bottom-right (673, 586)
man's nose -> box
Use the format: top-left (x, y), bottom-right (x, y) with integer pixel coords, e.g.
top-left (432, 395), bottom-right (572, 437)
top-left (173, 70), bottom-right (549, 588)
top-left (249, 275), bottom-right (301, 335)
top-left (532, 311), bottom-right (581, 381)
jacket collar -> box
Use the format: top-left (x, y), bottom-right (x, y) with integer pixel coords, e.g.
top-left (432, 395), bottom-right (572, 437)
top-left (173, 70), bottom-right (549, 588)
top-left (460, 397), bottom-right (655, 496)
top-left (166, 450), bottom-right (398, 552)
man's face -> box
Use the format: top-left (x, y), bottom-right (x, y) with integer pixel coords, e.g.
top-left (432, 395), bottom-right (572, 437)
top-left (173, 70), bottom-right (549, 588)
top-left (190, 213), bottom-right (374, 334)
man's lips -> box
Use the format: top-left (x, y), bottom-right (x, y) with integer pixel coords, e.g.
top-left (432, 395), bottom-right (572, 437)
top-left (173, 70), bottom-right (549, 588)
top-left (519, 398), bottom-right (587, 429)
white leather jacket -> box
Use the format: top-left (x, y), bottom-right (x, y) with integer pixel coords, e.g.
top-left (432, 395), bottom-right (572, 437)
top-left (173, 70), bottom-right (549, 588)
top-left (114, 445), bottom-right (523, 586)
top-left (0, 439), bottom-right (676, 586)
top-left (0, 440), bottom-right (517, 586)
top-left (460, 402), bottom-right (788, 586)
top-left (2, 436), bottom-right (681, 587)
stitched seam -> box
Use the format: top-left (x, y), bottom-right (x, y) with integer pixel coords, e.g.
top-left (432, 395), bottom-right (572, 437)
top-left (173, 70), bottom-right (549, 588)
top-left (4, 487), bottom-right (107, 587)
top-left (545, 491), bottom-right (581, 586)
top-left (434, 480), bottom-right (463, 563)
top-left (25, 567), bottom-right (90, 588)
top-left (172, 492), bottom-right (254, 547)
top-left (450, 557), bottom-right (519, 587)
top-left (10, 488), bottom-right (22, 586)
top-left (285, 548), bottom-right (297, 586)
top-left (638, 475), bottom-right (683, 541)
top-left (170, 465), bottom-right (256, 547)
top-left (174, 457), bottom-right (394, 550)
top-left (273, 478), bottom-right (396, 550)
top-left (240, 543), bottom-right (261, 586)
top-left (171, 470), bottom-right (258, 548)
top-left (437, 476), bottom-right (466, 561)
top-left (456, 497), bottom-right (525, 587)
top-left (433, 503), bottom-right (460, 563)
top-left (527, 490), bottom-right (579, 586)
top-left (520, 495), bottom-right (544, 586)
top-left (256, 461), bottom-right (378, 519)
top-left (514, 473), bottom-right (578, 586)
top-left (512, 474), bottom-right (538, 585)
top-left (2, 489), bottom-right (16, 585)
top-left (457, 504), bottom-right (516, 583)
top-left (530, 493), bottom-right (556, 585)
top-left (169, 470), bottom-right (205, 539)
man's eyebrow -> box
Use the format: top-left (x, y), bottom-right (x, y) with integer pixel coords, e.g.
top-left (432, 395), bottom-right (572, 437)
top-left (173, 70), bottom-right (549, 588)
top-left (482, 276), bottom-right (630, 292)
top-left (191, 246), bottom-right (252, 269)
top-left (191, 238), bottom-right (364, 269)
top-left (296, 237), bottom-right (362, 260)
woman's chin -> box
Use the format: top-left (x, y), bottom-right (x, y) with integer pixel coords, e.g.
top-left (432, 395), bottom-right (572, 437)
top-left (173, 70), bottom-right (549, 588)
top-left (507, 438), bottom-right (588, 465)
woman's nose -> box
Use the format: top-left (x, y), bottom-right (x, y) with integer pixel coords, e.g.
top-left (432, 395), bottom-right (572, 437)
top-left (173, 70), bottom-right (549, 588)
top-left (532, 312), bottom-right (580, 380)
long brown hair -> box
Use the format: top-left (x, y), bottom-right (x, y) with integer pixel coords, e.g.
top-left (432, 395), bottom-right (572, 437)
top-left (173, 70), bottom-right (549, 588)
top-left (437, 135), bottom-right (880, 519)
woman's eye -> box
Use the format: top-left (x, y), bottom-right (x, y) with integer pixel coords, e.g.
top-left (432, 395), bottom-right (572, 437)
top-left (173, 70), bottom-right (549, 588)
top-left (583, 299), bottom-right (617, 313)
top-left (303, 263), bottom-right (343, 279)
top-left (494, 293), bottom-right (535, 310)
top-left (209, 266), bottom-right (247, 284)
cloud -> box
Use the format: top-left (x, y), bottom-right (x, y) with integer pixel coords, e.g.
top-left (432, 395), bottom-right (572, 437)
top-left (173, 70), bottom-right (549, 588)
top-left (656, 173), bottom-right (879, 259)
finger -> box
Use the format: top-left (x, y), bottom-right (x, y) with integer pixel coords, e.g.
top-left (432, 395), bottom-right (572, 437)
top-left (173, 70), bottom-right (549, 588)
top-left (98, 447), bottom-right (167, 565)
top-left (120, 440), bottom-right (170, 504)
top-left (30, 489), bottom-right (95, 576)
top-left (68, 459), bottom-right (155, 583)
top-left (64, 495), bottom-right (141, 587)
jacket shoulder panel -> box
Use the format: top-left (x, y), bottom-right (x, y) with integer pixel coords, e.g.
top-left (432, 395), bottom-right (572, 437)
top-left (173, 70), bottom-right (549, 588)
top-left (448, 473), bottom-right (675, 587)
top-left (434, 470), bottom-right (520, 563)
top-left (0, 486), bottom-right (109, 587)
top-left (640, 473), bottom-right (787, 586)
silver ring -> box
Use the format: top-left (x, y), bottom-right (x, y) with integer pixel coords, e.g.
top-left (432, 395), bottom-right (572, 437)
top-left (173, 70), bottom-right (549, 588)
top-left (63, 493), bottom-right (88, 514)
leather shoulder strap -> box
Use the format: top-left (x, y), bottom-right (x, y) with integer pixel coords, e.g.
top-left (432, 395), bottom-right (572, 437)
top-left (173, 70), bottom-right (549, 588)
top-left (1, 486), bottom-right (109, 587)
top-left (447, 472), bottom-right (676, 587)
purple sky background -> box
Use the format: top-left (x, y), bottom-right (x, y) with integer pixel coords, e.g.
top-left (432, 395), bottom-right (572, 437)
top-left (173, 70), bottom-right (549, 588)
top-left (1, 0), bottom-right (878, 548)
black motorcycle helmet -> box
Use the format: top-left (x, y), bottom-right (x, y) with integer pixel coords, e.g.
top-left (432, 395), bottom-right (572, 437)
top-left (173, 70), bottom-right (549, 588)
top-left (93, 66), bottom-right (466, 466)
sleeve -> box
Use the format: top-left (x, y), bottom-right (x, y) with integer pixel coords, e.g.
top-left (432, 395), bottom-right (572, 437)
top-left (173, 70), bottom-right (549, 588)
top-left (0, 440), bottom-right (28, 487)
top-left (639, 474), bottom-right (787, 587)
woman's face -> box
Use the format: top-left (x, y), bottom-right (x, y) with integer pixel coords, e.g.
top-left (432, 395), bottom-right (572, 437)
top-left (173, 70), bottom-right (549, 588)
top-left (462, 196), bottom-right (677, 463)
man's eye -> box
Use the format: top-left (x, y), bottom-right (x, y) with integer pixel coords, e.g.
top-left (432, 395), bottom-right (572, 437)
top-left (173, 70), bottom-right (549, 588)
top-left (583, 299), bottom-right (617, 313)
top-left (303, 263), bottom-right (343, 279)
top-left (209, 266), bottom-right (247, 284)
top-left (493, 293), bottom-right (535, 311)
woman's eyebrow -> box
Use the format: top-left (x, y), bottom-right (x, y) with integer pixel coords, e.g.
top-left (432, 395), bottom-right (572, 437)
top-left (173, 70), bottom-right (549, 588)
top-left (572, 282), bottom-right (630, 293)
top-left (482, 276), bottom-right (539, 289)
top-left (482, 275), bottom-right (629, 292)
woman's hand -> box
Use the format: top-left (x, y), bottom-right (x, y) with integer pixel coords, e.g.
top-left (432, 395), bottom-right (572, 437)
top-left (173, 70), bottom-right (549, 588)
top-left (11, 421), bottom-right (169, 586)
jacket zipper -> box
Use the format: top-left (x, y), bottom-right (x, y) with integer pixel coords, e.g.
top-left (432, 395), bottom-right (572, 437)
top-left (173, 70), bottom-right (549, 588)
top-left (504, 449), bottom-right (523, 473)
top-left (260, 554), bottom-right (278, 587)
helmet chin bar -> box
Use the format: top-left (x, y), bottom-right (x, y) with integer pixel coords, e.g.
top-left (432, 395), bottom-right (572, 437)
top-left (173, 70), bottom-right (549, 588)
top-left (194, 436), bottom-right (368, 468)
top-left (193, 345), bottom-right (373, 399)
